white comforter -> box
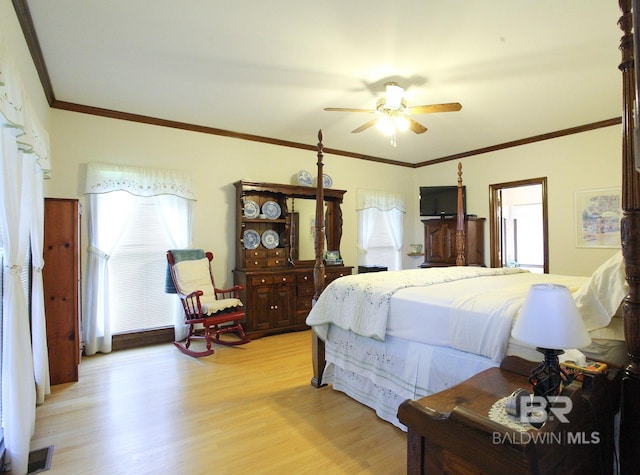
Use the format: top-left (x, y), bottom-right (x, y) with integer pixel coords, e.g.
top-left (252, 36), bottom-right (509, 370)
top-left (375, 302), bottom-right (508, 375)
top-left (448, 273), bottom-right (588, 360)
top-left (306, 256), bottom-right (627, 362)
top-left (306, 266), bottom-right (526, 343)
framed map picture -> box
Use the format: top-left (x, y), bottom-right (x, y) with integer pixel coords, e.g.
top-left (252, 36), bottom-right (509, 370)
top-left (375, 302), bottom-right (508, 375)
top-left (575, 188), bottom-right (622, 248)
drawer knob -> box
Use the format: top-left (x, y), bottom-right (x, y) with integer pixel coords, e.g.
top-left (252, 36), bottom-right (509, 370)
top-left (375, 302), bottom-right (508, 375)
top-left (261, 279), bottom-right (266, 283)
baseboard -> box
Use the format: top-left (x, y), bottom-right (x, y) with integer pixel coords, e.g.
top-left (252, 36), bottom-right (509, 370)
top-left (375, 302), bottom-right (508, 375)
top-left (111, 326), bottom-right (174, 351)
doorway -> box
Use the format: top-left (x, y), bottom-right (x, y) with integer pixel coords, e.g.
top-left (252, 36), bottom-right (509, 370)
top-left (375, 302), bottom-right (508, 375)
top-left (489, 178), bottom-right (548, 273)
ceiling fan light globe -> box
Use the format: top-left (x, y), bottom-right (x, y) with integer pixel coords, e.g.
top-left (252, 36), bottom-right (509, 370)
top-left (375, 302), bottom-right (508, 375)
top-left (384, 82), bottom-right (405, 110)
top-left (395, 115), bottom-right (410, 132)
top-left (376, 115), bottom-right (395, 136)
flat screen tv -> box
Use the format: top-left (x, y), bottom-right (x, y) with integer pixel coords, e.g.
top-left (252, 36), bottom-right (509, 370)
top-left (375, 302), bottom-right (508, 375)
top-left (420, 185), bottom-right (466, 217)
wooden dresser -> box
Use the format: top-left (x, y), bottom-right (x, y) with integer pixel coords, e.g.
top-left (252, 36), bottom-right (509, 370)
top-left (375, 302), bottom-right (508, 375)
top-left (43, 198), bottom-right (82, 384)
top-left (420, 216), bottom-right (485, 267)
top-left (397, 356), bottom-right (619, 475)
top-left (233, 181), bottom-right (351, 338)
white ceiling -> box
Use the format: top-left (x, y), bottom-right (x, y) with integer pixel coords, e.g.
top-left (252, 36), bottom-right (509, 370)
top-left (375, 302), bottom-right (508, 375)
top-left (24, 0), bottom-right (623, 165)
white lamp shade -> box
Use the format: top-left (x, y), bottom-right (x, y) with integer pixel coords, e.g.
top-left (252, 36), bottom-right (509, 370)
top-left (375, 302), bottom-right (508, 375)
top-left (511, 283), bottom-right (592, 349)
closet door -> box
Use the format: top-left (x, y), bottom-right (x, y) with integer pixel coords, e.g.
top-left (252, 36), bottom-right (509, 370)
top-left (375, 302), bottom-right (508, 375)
top-left (43, 198), bottom-right (81, 385)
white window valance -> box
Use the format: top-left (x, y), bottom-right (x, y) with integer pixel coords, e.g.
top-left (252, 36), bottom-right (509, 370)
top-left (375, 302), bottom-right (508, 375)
top-left (356, 189), bottom-right (406, 212)
top-left (85, 162), bottom-right (197, 200)
top-left (0, 34), bottom-right (51, 174)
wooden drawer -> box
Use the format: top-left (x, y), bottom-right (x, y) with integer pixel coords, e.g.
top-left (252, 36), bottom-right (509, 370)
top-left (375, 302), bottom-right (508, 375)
top-left (297, 273), bottom-right (313, 284)
top-left (267, 256), bottom-right (286, 267)
top-left (250, 274), bottom-right (293, 286)
top-left (268, 248), bottom-right (287, 258)
top-left (251, 275), bottom-right (273, 286)
top-left (272, 274), bottom-right (293, 284)
top-left (246, 258), bottom-right (267, 269)
top-left (245, 249), bottom-right (267, 260)
top-left (245, 249), bottom-right (287, 268)
top-left (325, 269), bottom-right (349, 283)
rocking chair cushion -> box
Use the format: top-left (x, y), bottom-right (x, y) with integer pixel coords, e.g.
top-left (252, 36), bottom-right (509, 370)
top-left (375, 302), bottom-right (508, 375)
top-left (199, 295), bottom-right (244, 315)
top-left (173, 257), bottom-right (216, 296)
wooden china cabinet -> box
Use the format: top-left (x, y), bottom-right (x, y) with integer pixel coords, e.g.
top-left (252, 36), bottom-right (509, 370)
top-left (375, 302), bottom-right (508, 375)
top-left (233, 180), bottom-right (352, 338)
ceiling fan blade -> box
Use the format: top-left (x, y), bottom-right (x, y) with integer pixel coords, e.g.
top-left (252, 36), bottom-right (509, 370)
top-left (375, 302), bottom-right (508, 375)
top-left (324, 107), bottom-right (376, 113)
top-left (408, 118), bottom-right (428, 134)
top-left (351, 119), bottom-right (378, 133)
top-left (407, 102), bottom-right (462, 114)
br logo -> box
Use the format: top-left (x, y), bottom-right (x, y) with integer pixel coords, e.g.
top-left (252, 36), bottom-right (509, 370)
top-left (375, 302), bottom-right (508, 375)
top-left (519, 395), bottom-right (573, 424)
top-left (506, 389), bottom-right (573, 424)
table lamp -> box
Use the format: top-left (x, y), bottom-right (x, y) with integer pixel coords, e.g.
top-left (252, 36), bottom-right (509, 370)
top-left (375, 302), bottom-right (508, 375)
top-left (511, 283), bottom-right (592, 399)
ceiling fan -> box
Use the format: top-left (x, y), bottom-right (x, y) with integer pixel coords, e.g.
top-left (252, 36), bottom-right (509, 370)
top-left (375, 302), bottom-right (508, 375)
top-left (324, 82), bottom-right (462, 137)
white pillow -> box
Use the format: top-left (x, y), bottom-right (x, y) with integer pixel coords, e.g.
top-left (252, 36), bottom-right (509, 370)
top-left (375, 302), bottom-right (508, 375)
top-left (173, 258), bottom-right (215, 297)
top-left (574, 251), bottom-right (628, 331)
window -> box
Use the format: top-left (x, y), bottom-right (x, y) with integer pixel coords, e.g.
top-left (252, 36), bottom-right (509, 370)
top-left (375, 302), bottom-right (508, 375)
top-left (357, 189), bottom-right (405, 271)
top-left (361, 211), bottom-right (401, 270)
top-left (84, 163), bottom-right (195, 354)
top-left (108, 193), bottom-right (186, 333)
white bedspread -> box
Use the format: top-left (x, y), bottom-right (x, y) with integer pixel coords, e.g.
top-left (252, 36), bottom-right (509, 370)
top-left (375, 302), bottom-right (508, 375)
top-left (449, 273), bottom-right (587, 361)
top-left (306, 266), bottom-right (527, 342)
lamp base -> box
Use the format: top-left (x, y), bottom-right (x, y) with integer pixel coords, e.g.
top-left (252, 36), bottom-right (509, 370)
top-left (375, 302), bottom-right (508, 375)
top-left (529, 347), bottom-right (570, 399)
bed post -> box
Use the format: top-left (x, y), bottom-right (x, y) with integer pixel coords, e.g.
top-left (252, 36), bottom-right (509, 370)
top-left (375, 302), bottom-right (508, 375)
top-left (455, 162), bottom-right (465, 266)
top-left (619, 0), bottom-right (640, 469)
top-left (311, 129), bottom-right (326, 388)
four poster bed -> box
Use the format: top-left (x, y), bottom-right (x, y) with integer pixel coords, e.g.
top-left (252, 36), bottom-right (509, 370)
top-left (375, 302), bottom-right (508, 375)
top-left (307, 1), bottom-right (640, 470)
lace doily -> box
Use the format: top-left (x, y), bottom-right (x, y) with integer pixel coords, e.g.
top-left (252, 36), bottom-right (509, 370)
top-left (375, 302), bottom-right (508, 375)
top-left (488, 396), bottom-right (538, 432)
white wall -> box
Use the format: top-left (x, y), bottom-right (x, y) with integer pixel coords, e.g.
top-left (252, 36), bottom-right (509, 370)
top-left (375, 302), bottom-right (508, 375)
top-left (411, 126), bottom-right (622, 276)
top-left (48, 109), bottom-right (415, 287)
top-left (49, 109), bottom-right (621, 285)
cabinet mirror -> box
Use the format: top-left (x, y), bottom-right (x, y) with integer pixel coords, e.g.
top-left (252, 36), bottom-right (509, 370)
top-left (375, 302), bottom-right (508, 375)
top-left (287, 197), bottom-right (326, 263)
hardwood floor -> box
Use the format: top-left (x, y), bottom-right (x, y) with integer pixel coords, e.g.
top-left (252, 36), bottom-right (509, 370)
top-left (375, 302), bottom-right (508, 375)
top-left (31, 330), bottom-right (406, 474)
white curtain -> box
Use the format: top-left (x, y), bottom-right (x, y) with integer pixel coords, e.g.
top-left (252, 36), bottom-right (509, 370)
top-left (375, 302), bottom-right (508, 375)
top-left (28, 160), bottom-right (50, 404)
top-left (83, 163), bottom-right (195, 354)
top-left (156, 194), bottom-right (193, 341)
top-left (1, 32), bottom-right (51, 475)
top-left (356, 189), bottom-right (405, 268)
top-left (83, 192), bottom-right (134, 355)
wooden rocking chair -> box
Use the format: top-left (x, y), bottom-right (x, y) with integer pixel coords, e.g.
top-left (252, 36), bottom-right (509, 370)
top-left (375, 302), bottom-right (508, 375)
top-left (166, 249), bottom-right (250, 357)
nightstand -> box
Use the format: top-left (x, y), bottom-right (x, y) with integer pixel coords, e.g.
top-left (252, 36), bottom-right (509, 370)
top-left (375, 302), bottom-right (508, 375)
top-left (397, 356), bottom-right (620, 475)
top-left (357, 265), bottom-right (387, 273)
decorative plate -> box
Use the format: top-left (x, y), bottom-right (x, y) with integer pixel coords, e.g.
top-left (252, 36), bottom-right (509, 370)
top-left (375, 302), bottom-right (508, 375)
top-left (262, 200), bottom-right (281, 219)
top-left (243, 199), bottom-right (260, 219)
top-left (243, 229), bottom-right (260, 249)
top-left (323, 174), bottom-right (333, 188)
top-left (297, 170), bottom-right (312, 187)
top-left (261, 229), bottom-right (279, 249)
